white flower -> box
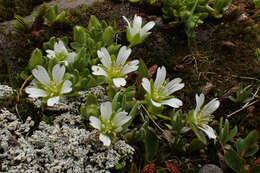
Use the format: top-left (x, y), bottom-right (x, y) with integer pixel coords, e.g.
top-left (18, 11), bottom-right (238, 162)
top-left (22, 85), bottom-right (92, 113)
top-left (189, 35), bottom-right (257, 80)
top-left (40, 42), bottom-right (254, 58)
top-left (193, 93), bottom-right (220, 139)
top-left (25, 64), bottom-right (72, 106)
top-left (92, 46), bottom-right (139, 88)
top-left (142, 66), bottom-right (184, 108)
top-left (89, 102), bottom-right (131, 146)
top-left (46, 40), bottom-right (77, 66)
top-left (123, 14), bottom-right (155, 38)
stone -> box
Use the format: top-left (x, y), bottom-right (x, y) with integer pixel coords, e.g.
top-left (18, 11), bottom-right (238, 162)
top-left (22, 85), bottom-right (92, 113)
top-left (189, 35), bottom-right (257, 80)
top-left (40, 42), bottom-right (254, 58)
top-left (199, 164), bottom-right (223, 173)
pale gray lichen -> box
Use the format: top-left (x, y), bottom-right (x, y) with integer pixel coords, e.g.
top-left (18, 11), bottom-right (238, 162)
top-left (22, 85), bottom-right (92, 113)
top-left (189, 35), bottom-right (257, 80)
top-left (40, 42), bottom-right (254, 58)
top-left (0, 109), bottom-right (134, 172)
top-left (0, 84), bottom-right (15, 98)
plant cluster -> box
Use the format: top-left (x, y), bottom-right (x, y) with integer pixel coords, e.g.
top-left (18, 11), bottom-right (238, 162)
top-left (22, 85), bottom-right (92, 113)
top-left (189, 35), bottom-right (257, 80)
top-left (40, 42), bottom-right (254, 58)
top-left (19, 4), bottom-right (260, 172)
top-left (163, 0), bottom-right (231, 46)
top-left (0, 0), bottom-right (50, 22)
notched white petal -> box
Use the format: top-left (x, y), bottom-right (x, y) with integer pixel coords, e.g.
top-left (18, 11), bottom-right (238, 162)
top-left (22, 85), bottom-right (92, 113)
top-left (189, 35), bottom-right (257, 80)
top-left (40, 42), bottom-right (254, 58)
top-left (32, 66), bottom-right (50, 86)
top-left (99, 133), bottom-right (111, 146)
top-left (92, 65), bottom-right (108, 76)
top-left (100, 102), bottom-right (112, 120)
top-left (141, 21), bottom-right (155, 37)
top-left (55, 40), bottom-right (68, 54)
top-left (47, 96), bottom-right (60, 106)
top-left (151, 99), bottom-right (162, 107)
top-left (25, 87), bottom-right (47, 98)
top-left (154, 66), bottom-right (166, 89)
top-left (89, 116), bottom-right (101, 130)
top-left (113, 78), bottom-right (126, 88)
top-left (199, 124), bottom-right (217, 139)
top-left (61, 80), bottom-right (72, 94)
top-left (161, 98), bottom-right (183, 108)
top-left (113, 111), bottom-right (131, 127)
top-left (116, 46), bottom-right (132, 65)
top-left (142, 78), bottom-right (151, 93)
top-left (52, 64), bottom-right (65, 84)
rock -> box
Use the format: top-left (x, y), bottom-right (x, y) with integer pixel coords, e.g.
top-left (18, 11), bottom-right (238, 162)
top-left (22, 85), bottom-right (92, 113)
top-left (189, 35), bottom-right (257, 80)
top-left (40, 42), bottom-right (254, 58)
top-left (199, 164), bottom-right (223, 173)
top-left (0, 108), bottom-right (134, 172)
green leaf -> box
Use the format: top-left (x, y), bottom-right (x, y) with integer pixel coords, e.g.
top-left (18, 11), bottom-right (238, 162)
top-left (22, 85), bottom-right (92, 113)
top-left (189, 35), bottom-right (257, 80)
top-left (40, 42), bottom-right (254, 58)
top-left (251, 166), bottom-right (260, 173)
top-left (190, 123), bottom-right (207, 145)
top-left (243, 130), bottom-right (259, 152)
top-left (102, 26), bottom-right (114, 45)
top-left (88, 15), bottom-right (101, 30)
top-left (86, 94), bottom-right (98, 105)
top-left (224, 150), bottom-right (245, 172)
top-left (138, 59), bottom-right (148, 81)
top-left (28, 48), bottom-right (42, 70)
top-left (189, 138), bottom-right (205, 152)
top-left (112, 91), bottom-right (121, 111)
top-left (145, 129), bottom-right (158, 162)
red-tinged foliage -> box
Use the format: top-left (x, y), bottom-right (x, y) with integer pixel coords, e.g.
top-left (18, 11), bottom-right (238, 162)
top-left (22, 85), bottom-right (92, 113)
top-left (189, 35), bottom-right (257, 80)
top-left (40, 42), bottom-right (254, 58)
top-left (165, 161), bottom-right (180, 173)
top-left (141, 163), bottom-right (155, 173)
top-left (148, 64), bottom-right (158, 78)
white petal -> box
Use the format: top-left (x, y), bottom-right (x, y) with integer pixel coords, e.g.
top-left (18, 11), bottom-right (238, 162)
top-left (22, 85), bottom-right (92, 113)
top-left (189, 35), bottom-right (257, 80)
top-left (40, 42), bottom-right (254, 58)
top-left (163, 78), bottom-right (184, 96)
top-left (25, 87), bottom-right (47, 98)
top-left (46, 50), bottom-right (56, 58)
top-left (99, 133), bottom-right (111, 146)
top-left (67, 52), bottom-right (77, 63)
top-left (113, 111), bottom-right (131, 127)
top-left (61, 80), bottom-right (72, 94)
top-left (92, 66), bottom-right (108, 76)
top-left (122, 16), bottom-right (131, 28)
top-left (52, 64), bottom-right (65, 84)
top-left (129, 27), bottom-right (139, 37)
top-left (32, 66), bottom-right (50, 86)
top-left (116, 46), bottom-right (132, 66)
top-left (89, 116), bottom-right (101, 130)
top-left (133, 15), bottom-right (142, 29)
top-left (154, 66), bottom-right (166, 89)
top-left (151, 99), bottom-right (162, 107)
top-left (97, 48), bottom-right (111, 68)
top-left (140, 21), bottom-right (155, 37)
top-left (201, 98), bottom-right (220, 117)
top-left (54, 40), bottom-right (68, 54)
top-left (141, 78), bottom-right (151, 93)
top-left (100, 102), bottom-right (112, 120)
top-left (122, 60), bottom-right (139, 75)
top-left (199, 124), bottom-right (217, 139)
top-left (47, 96), bottom-right (60, 106)
top-left (113, 78), bottom-right (126, 88)
top-left (161, 98), bottom-right (183, 108)
top-left (193, 93), bottom-right (205, 120)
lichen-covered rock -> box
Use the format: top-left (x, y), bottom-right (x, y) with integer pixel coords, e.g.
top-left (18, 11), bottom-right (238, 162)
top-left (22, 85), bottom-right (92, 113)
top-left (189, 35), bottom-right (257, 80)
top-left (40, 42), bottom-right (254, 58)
top-left (0, 109), bottom-right (134, 172)
top-left (0, 84), bottom-right (15, 98)
top-left (198, 164), bottom-right (223, 173)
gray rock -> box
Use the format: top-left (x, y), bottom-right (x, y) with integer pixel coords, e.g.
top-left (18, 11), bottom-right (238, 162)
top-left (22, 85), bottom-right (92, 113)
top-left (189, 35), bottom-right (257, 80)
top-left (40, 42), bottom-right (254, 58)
top-left (0, 108), bottom-right (134, 172)
top-left (199, 164), bottom-right (223, 173)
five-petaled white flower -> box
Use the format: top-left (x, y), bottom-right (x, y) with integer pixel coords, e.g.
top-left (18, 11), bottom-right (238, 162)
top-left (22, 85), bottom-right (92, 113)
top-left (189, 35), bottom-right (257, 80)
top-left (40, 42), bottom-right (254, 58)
top-left (92, 46), bottom-right (139, 88)
top-left (89, 102), bottom-right (131, 146)
top-left (193, 93), bottom-right (220, 139)
top-left (25, 64), bottom-right (72, 106)
top-left (46, 40), bottom-right (77, 66)
top-left (123, 15), bottom-right (155, 45)
top-left (142, 66), bottom-right (184, 108)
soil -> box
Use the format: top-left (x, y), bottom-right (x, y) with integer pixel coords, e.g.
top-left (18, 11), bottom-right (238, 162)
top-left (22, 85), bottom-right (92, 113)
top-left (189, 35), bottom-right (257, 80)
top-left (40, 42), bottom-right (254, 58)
top-left (0, 0), bottom-right (259, 172)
